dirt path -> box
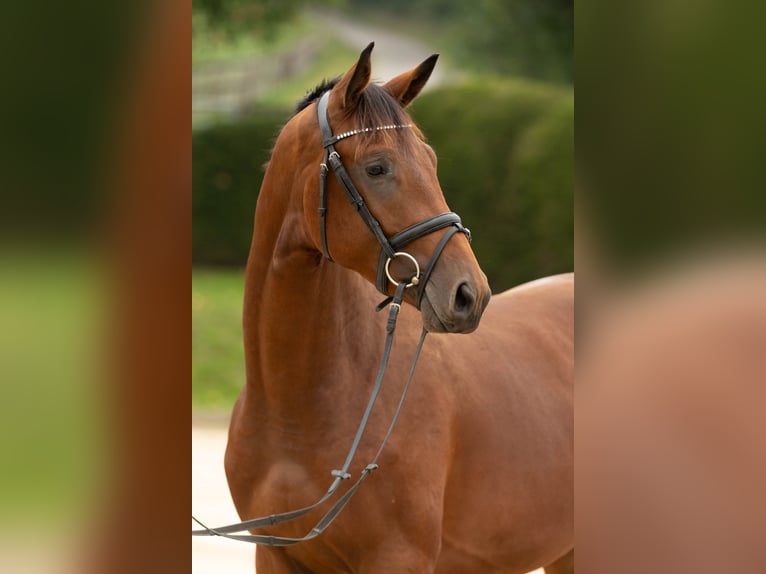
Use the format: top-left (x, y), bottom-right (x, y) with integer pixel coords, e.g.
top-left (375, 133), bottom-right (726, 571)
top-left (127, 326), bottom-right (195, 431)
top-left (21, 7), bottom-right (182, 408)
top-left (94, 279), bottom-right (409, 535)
top-left (310, 9), bottom-right (450, 88)
top-left (192, 425), bottom-right (254, 573)
top-left (193, 9), bottom-right (452, 129)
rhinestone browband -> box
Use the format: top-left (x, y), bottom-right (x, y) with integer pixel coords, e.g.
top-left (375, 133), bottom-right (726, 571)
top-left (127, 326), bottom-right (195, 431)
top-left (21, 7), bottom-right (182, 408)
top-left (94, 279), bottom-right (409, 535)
top-left (332, 124), bottom-right (413, 142)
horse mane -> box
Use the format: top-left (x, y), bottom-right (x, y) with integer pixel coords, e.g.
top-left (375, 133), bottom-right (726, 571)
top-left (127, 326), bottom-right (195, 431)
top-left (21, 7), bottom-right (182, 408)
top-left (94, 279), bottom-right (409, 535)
top-left (294, 77), bottom-right (340, 115)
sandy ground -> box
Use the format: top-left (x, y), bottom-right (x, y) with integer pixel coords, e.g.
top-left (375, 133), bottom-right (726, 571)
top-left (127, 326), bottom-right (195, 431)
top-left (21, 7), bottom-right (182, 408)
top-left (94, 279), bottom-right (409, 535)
top-left (193, 424), bottom-right (255, 574)
top-left (192, 421), bottom-right (544, 574)
top-left (311, 9), bottom-right (450, 88)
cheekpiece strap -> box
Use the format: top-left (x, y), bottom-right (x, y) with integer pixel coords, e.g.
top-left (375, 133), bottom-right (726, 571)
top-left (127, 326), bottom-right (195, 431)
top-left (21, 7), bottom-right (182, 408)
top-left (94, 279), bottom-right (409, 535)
top-left (316, 91), bottom-right (397, 262)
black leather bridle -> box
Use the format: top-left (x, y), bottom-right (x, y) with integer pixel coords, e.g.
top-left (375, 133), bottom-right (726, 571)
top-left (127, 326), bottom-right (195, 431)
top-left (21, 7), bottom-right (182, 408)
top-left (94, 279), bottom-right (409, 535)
top-left (192, 89), bottom-right (474, 547)
top-left (316, 91), bottom-right (470, 306)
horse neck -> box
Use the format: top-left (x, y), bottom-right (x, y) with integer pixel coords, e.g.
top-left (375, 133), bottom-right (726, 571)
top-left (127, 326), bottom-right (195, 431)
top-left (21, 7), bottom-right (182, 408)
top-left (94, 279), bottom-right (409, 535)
top-left (242, 169), bottom-right (382, 417)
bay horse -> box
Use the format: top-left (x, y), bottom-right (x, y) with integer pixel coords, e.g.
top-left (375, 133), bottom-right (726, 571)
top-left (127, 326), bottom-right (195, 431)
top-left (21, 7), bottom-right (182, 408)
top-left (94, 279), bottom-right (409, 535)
top-left (223, 43), bottom-right (573, 573)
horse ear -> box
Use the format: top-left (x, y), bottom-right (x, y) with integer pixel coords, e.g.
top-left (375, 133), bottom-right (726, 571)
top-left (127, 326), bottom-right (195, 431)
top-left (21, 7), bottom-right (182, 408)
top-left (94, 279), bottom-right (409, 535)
top-left (335, 42), bottom-right (374, 111)
top-left (383, 54), bottom-right (439, 107)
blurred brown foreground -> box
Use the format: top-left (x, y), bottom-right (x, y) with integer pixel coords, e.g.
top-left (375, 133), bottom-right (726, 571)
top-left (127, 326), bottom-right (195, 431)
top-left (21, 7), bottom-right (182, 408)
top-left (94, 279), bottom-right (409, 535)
top-left (577, 250), bottom-right (766, 573)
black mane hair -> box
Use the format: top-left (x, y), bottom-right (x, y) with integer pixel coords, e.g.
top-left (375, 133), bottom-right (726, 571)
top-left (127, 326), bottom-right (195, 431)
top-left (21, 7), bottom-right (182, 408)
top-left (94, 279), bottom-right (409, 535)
top-left (294, 77), bottom-right (340, 115)
top-left (295, 78), bottom-right (412, 129)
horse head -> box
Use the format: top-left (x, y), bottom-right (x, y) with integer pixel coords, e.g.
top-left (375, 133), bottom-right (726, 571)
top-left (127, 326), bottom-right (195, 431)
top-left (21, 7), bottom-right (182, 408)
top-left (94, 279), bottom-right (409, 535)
top-left (289, 43), bottom-right (491, 333)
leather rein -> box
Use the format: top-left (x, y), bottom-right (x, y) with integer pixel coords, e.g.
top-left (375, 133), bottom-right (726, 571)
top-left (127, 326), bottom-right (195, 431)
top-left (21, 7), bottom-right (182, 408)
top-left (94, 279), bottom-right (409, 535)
top-left (192, 90), bottom-right (470, 546)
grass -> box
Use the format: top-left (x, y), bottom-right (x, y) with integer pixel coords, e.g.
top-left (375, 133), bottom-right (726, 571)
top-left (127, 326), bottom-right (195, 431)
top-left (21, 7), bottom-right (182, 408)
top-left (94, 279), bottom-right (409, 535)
top-left (192, 267), bottom-right (247, 409)
top-left (0, 250), bottom-right (103, 523)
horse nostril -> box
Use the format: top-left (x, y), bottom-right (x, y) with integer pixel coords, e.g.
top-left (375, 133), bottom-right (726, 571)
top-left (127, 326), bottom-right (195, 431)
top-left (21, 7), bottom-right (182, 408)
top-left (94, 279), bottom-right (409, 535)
top-left (453, 282), bottom-right (476, 315)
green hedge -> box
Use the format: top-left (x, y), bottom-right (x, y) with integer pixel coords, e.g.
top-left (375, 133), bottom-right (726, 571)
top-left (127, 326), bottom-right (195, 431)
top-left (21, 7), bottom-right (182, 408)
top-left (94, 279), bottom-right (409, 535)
top-left (193, 111), bottom-right (286, 265)
top-left (411, 77), bottom-right (573, 291)
top-left (193, 78), bottom-right (573, 292)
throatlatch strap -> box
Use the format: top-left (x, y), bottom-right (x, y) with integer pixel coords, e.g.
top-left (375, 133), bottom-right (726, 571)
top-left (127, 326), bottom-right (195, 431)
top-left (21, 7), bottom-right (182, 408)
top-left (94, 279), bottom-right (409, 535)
top-left (319, 149), bottom-right (333, 261)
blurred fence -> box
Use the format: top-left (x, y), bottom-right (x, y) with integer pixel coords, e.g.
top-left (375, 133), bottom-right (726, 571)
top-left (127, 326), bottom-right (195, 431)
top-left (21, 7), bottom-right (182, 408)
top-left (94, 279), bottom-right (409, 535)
top-left (192, 38), bottom-right (319, 128)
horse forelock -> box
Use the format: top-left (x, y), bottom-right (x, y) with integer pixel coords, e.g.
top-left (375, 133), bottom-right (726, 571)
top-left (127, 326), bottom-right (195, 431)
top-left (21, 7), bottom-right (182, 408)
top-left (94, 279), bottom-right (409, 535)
top-left (293, 80), bottom-right (423, 151)
top-left (349, 84), bottom-right (424, 157)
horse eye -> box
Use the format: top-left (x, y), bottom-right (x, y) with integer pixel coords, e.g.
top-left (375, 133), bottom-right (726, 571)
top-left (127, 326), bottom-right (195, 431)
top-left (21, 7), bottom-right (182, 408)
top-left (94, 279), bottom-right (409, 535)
top-left (365, 164), bottom-right (387, 177)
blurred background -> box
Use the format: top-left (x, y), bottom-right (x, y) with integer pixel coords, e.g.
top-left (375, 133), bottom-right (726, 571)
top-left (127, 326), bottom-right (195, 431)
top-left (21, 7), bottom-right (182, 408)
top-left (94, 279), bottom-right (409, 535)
top-left (191, 0), bottom-right (574, 410)
top-left (5, 0), bottom-right (763, 571)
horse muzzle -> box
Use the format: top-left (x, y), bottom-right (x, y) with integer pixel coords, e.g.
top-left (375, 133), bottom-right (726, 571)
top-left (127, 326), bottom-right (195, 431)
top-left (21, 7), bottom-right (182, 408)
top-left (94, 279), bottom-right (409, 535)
top-left (420, 276), bottom-right (491, 334)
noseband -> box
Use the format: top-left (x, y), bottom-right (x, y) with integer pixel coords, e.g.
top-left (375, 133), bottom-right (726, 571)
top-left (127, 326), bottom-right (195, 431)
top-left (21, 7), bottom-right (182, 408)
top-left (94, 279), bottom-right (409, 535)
top-left (317, 91), bottom-right (470, 305)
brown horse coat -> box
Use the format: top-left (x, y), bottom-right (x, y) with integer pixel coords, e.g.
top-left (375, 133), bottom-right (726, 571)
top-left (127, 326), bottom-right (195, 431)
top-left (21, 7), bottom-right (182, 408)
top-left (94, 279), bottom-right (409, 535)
top-left (224, 44), bottom-right (573, 574)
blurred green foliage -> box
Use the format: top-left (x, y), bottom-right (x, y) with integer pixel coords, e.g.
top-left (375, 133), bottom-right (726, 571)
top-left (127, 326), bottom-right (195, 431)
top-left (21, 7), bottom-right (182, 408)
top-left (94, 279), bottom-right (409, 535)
top-left (1, 3), bottom-right (138, 242)
top-left (347, 0), bottom-right (573, 83)
top-left (193, 0), bottom-right (344, 45)
top-left (192, 268), bottom-right (246, 407)
top-left (193, 0), bottom-right (572, 83)
top-left (578, 0), bottom-right (766, 273)
top-left (193, 110), bottom-right (283, 265)
top-left (193, 78), bottom-right (573, 292)
top-left (412, 78), bottom-right (573, 290)
top-left (194, 0), bottom-right (307, 36)
top-left (0, 252), bottom-right (102, 522)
